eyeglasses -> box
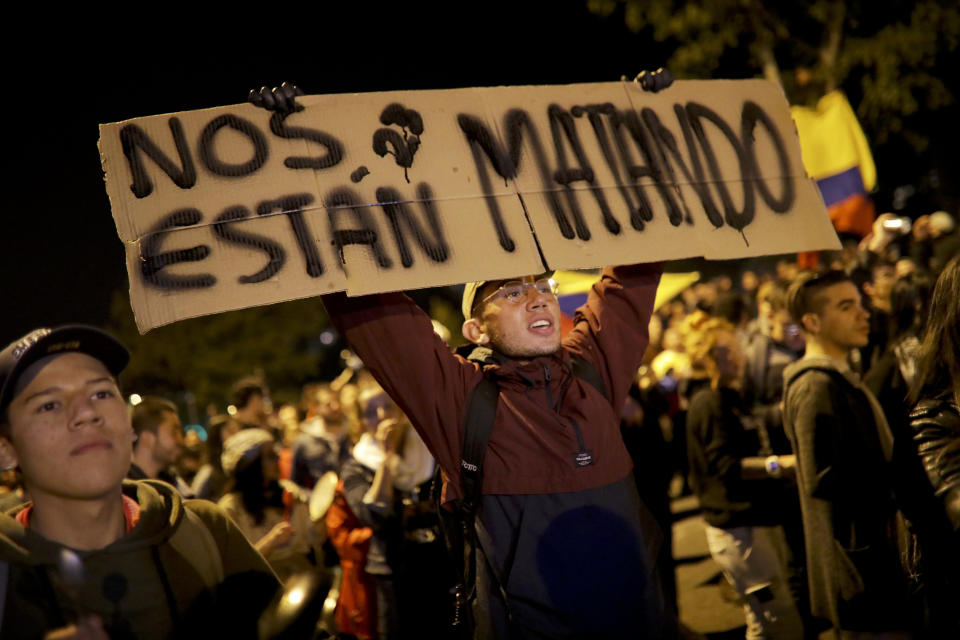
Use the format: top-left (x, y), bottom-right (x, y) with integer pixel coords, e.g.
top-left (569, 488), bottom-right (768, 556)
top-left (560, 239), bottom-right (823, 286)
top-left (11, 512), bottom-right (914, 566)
top-left (481, 278), bottom-right (559, 307)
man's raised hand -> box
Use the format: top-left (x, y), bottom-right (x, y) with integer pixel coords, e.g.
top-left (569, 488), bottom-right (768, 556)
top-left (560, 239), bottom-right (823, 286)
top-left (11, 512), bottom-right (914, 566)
top-left (248, 82), bottom-right (304, 114)
top-left (634, 68), bottom-right (674, 93)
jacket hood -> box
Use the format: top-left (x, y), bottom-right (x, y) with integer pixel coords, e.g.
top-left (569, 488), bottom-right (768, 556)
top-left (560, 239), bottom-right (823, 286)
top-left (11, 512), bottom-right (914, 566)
top-left (460, 344), bottom-right (573, 389)
top-left (0, 479), bottom-right (185, 566)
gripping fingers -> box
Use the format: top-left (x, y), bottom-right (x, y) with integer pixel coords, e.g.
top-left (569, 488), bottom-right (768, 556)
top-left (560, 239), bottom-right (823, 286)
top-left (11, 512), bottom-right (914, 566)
top-left (279, 81), bottom-right (302, 101)
top-left (247, 83), bottom-right (303, 113)
top-left (248, 86), bottom-right (277, 110)
top-left (635, 68), bottom-right (674, 93)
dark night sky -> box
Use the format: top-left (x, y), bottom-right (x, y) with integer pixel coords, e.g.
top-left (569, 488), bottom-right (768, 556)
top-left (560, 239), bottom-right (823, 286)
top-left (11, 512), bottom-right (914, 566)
top-left (2, 4), bottom-right (677, 344)
top-left (3, 4), bottom-right (954, 346)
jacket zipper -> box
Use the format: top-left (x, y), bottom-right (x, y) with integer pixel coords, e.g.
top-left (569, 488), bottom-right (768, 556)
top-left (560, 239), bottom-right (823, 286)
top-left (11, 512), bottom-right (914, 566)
top-left (544, 364), bottom-right (590, 462)
top-left (543, 364), bottom-right (554, 409)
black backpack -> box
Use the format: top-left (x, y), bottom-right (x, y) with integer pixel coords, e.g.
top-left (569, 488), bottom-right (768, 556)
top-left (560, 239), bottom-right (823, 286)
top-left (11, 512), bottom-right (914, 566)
top-left (432, 349), bottom-right (607, 634)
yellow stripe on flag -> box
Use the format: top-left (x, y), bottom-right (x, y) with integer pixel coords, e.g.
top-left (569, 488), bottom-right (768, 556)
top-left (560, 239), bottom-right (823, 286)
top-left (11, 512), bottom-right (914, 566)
top-left (790, 91), bottom-right (876, 190)
top-left (553, 270), bottom-right (700, 311)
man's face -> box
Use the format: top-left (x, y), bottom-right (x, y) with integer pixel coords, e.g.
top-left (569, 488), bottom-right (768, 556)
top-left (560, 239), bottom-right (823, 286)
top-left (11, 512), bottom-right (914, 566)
top-left (152, 410), bottom-right (184, 467)
top-left (248, 392), bottom-right (269, 420)
top-left (475, 276), bottom-right (562, 359)
top-left (868, 265), bottom-right (896, 306)
top-left (316, 388), bottom-right (344, 422)
top-left (2, 353), bottom-right (133, 502)
top-left (712, 330), bottom-right (745, 382)
top-left (810, 282), bottom-right (871, 351)
top-left (770, 309), bottom-right (805, 352)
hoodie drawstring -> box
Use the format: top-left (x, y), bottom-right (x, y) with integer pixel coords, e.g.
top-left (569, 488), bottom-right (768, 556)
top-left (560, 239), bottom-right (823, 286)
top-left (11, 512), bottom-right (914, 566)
top-left (151, 546), bottom-right (182, 627)
top-left (38, 566), bottom-right (70, 627)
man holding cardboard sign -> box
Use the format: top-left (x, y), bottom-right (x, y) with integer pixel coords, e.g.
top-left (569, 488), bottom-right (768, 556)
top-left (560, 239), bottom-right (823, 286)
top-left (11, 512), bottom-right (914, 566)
top-left (249, 75), bottom-right (681, 638)
top-left (325, 262), bottom-right (668, 638)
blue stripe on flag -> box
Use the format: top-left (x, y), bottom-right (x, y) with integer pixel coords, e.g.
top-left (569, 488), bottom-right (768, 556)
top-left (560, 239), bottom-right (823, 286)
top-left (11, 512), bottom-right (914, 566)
top-left (558, 293), bottom-right (588, 317)
top-left (816, 166), bottom-right (866, 207)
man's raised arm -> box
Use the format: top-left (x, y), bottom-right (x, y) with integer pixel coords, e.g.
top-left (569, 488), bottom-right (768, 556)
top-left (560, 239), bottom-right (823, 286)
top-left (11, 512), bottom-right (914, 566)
top-left (322, 291), bottom-right (480, 478)
top-left (564, 262), bottom-right (663, 415)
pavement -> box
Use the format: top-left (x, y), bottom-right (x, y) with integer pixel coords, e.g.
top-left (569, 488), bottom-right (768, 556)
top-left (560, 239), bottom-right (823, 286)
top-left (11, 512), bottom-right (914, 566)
top-left (671, 492), bottom-right (748, 639)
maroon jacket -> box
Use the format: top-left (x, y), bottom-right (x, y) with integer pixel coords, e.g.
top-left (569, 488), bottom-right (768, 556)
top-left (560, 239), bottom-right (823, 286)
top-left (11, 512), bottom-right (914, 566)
top-left (322, 263), bottom-right (662, 502)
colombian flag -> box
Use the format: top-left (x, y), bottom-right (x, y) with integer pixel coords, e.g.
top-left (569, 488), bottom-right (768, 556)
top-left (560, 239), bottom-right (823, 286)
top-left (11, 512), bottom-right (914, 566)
top-left (553, 270), bottom-right (700, 338)
top-left (791, 92), bottom-right (876, 238)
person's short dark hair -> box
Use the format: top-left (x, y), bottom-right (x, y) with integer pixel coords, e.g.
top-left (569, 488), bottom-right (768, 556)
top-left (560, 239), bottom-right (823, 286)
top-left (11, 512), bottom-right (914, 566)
top-left (846, 265), bottom-right (872, 293)
top-left (206, 414), bottom-right (240, 474)
top-left (787, 270), bottom-right (854, 325)
top-left (712, 292), bottom-right (749, 325)
top-left (231, 376), bottom-right (267, 409)
top-left (889, 272), bottom-right (933, 340)
top-left (871, 259), bottom-right (896, 280)
top-left (131, 397), bottom-right (178, 437)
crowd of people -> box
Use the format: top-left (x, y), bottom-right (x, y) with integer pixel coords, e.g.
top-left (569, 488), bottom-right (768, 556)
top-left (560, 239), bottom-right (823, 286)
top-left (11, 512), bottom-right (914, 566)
top-left (1, 206), bottom-right (956, 638)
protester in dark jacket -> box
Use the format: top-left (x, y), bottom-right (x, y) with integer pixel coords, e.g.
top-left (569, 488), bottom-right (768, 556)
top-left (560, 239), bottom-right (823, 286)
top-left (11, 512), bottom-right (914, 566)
top-left (782, 272), bottom-right (912, 636)
top-left (685, 316), bottom-right (804, 639)
top-left (905, 255), bottom-right (960, 636)
top-left (218, 428), bottom-right (322, 583)
top-left (249, 74), bottom-right (676, 638)
top-left (863, 272), bottom-right (932, 446)
top-left (0, 326), bottom-right (280, 639)
top-left (323, 263), bottom-right (673, 639)
top-left (339, 387), bottom-right (442, 640)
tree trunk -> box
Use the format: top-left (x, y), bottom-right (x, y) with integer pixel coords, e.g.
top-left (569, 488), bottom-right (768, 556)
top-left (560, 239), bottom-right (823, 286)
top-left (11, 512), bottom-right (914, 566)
top-left (757, 40), bottom-right (781, 86)
top-left (819, 1), bottom-right (846, 92)
top-left (747, 5), bottom-right (782, 87)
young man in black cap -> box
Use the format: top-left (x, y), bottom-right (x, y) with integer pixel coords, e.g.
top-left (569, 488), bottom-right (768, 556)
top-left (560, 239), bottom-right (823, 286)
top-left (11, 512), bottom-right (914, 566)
top-left (0, 325), bottom-right (280, 639)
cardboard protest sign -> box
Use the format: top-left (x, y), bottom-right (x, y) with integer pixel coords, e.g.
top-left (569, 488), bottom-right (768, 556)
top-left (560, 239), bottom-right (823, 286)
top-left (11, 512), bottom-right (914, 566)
top-left (99, 80), bottom-right (839, 332)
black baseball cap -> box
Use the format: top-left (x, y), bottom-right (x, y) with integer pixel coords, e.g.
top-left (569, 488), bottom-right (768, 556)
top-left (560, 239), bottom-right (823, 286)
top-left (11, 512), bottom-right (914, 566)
top-left (0, 325), bottom-right (130, 415)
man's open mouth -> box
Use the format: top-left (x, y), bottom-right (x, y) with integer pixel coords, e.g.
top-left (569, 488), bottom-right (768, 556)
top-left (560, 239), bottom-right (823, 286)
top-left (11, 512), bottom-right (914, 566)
top-left (529, 319), bottom-right (553, 333)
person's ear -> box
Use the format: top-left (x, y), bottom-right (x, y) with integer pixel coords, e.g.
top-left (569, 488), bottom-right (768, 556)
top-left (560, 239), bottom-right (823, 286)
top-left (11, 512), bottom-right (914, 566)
top-left (0, 437), bottom-right (19, 471)
top-left (801, 312), bottom-right (820, 335)
top-left (135, 430), bottom-right (153, 450)
top-left (461, 318), bottom-right (491, 346)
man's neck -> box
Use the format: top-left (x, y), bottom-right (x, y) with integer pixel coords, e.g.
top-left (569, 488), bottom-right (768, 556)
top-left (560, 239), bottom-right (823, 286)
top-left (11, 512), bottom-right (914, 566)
top-left (321, 416), bottom-right (346, 435)
top-left (132, 447), bottom-right (160, 479)
top-left (29, 489), bottom-right (127, 550)
top-left (803, 339), bottom-right (850, 366)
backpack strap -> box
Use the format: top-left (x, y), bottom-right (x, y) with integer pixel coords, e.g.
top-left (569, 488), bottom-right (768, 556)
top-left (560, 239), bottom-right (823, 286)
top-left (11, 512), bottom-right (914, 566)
top-left (169, 505), bottom-right (225, 590)
top-left (459, 377), bottom-right (500, 512)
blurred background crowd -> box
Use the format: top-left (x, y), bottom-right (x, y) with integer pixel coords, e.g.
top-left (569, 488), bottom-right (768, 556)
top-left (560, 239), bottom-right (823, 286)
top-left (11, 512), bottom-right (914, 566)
top-left (3, 207), bottom-right (954, 638)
